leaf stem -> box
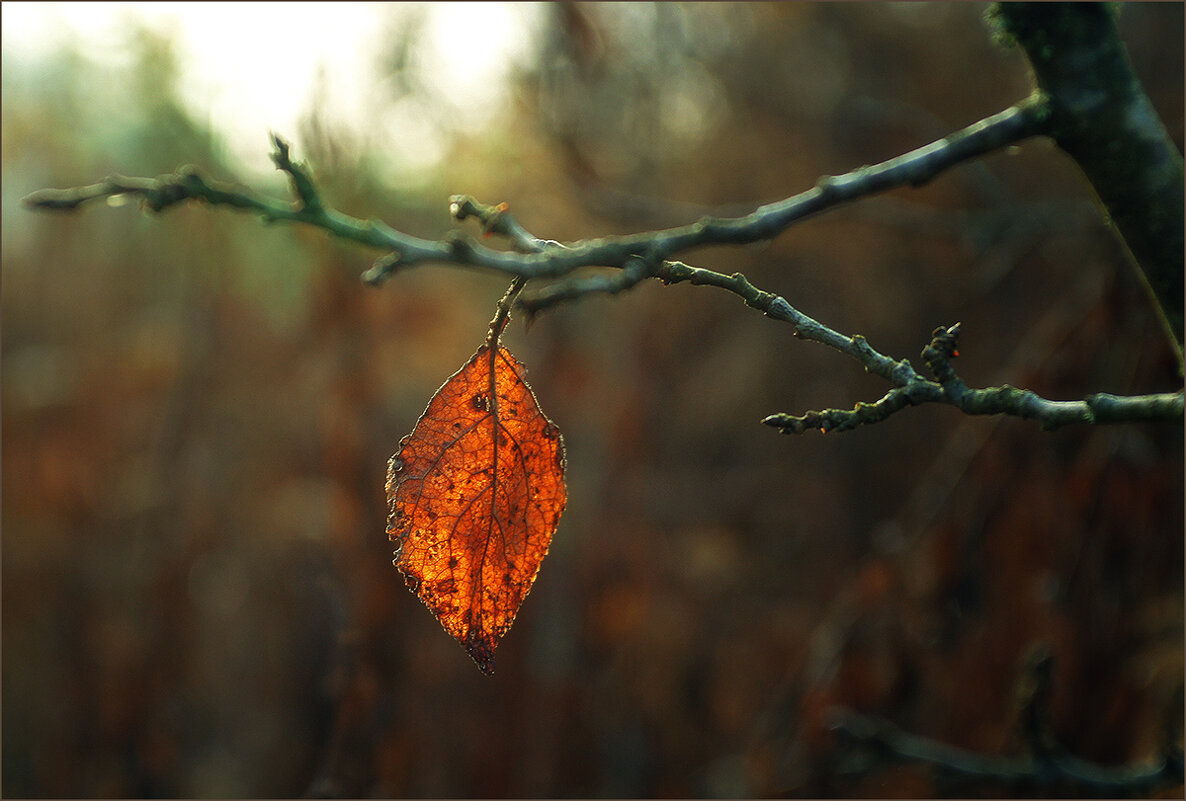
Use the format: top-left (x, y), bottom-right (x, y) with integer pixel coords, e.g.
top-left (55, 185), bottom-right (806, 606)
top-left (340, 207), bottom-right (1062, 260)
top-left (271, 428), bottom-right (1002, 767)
top-left (487, 276), bottom-right (528, 347)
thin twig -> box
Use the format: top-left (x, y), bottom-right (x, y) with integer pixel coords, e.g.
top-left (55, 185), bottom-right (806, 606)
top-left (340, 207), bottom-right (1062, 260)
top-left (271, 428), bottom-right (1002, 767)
top-left (450, 197), bottom-right (541, 345)
top-left (763, 323), bottom-right (1184, 433)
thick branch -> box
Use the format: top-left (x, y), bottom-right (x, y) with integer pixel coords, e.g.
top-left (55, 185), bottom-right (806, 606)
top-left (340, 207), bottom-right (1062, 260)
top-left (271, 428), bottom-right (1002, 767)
top-left (989, 2), bottom-right (1185, 362)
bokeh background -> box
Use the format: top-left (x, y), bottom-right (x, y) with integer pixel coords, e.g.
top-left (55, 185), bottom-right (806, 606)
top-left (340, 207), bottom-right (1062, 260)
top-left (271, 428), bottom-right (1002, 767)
top-left (3, 3), bottom-right (1182, 797)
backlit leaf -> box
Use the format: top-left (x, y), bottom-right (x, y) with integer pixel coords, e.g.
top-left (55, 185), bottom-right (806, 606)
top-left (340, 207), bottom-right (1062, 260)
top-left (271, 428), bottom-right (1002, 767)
top-left (386, 343), bottom-right (567, 675)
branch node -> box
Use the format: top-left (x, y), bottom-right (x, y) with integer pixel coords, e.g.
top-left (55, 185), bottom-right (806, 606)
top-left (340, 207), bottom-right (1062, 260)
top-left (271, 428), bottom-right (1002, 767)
top-left (922, 322), bottom-right (963, 384)
top-left (446, 230), bottom-right (476, 259)
top-left (815, 174), bottom-right (843, 199)
top-left (449, 194), bottom-right (480, 222)
top-left (270, 133), bottom-right (323, 214)
top-left (363, 251), bottom-right (403, 285)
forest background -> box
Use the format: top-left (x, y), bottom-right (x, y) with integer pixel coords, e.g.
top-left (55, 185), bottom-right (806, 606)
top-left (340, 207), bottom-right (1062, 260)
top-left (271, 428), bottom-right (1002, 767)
top-left (2, 3), bottom-right (1183, 797)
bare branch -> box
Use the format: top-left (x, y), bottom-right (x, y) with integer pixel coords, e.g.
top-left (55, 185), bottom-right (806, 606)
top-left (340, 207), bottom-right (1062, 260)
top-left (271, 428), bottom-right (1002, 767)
top-left (764, 323), bottom-right (1185, 433)
top-left (23, 104), bottom-right (1179, 434)
top-left (828, 647), bottom-right (1183, 796)
top-left (25, 101), bottom-right (1047, 284)
top-left (830, 707), bottom-right (1183, 796)
top-left (517, 260), bottom-right (654, 318)
top-left (656, 261), bottom-right (918, 384)
top-left (830, 650), bottom-right (1181, 797)
top-left (526, 250), bottom-right (1183, 432)
top-left (22, 157), bottom-right (468, 272)
top-left (447, 194), bottom-right (555, 254)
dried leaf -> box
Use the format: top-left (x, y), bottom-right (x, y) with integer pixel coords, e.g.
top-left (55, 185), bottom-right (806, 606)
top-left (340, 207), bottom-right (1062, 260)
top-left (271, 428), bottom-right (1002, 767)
top-left (386, 343), bottom-right (567, 674)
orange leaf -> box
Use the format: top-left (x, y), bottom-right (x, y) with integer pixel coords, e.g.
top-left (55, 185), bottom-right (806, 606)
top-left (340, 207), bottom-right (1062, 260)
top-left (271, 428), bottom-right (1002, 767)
top-left (386, 343), bottom-right (567, 675)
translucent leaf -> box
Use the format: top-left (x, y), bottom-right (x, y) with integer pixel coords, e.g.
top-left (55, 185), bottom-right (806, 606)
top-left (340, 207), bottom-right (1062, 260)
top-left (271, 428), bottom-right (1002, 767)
top-left (386, 344), bottom-right (567, 675)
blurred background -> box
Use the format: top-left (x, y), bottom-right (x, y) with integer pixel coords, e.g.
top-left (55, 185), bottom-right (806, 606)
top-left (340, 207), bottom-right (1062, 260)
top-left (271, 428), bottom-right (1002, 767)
top-left (2, 2), bottom-right (1182, 797)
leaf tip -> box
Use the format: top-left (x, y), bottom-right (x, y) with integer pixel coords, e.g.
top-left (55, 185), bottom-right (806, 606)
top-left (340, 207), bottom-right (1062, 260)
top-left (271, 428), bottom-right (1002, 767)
top-left (464, 631), bottom-right (498, 676)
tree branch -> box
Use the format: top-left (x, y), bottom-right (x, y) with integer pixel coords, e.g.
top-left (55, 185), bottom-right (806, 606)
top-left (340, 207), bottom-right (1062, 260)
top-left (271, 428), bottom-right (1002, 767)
top-left (828, 647), bottom-right (1184, 796)
top-left (988, 2), bottom-right (1185, 364)
top-left (830, 708), bottom-right (1183, 796)
top-left (763, 323), bottom-right (1184, 433)
top-left (454, 205), bottom-right (1181, 432)
top-left (25, 101), bottom-right (1047, 284)
top-left (23, 100), bottom-right (1180, 434)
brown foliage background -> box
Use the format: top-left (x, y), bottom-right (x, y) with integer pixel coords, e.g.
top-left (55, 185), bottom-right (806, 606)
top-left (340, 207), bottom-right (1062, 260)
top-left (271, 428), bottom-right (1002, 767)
top-left (2, 4), bottom-right (1182, 797)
